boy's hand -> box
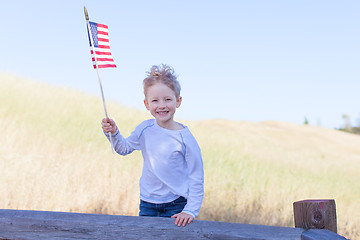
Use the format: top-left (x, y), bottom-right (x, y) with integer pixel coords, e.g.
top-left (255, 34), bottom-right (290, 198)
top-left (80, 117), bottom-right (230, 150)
top-left (171, 212), bottom-right (194, 227)
top-left (102, 117), bottom-right (117, 135)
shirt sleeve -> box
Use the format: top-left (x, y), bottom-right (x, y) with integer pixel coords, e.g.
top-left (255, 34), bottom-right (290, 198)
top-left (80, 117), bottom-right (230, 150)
top-left (181, 130), bottom-right (204, 218)
top-left (104, 123), bottom-right (143, 156)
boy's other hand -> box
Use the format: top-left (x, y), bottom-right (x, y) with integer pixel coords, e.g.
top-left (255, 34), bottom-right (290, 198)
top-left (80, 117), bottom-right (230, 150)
top-left (171, 212), bottom-right (194, 227)
top-left (101, 117), bottom-right (117, 135)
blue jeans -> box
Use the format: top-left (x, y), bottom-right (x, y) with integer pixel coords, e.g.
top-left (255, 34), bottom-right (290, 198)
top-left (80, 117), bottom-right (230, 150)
top-left (139, 197), bottom-right (187, 218)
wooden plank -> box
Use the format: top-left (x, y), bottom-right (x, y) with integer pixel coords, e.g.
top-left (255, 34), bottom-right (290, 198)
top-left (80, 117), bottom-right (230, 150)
top-left (0, 209), bottom-right (301, 240)
top-left (0, 209), bottom-right (345, 240)
top-left (301, 229), bottom-right (348, 240)
top-left (293, 199), bottom-right (337, 233)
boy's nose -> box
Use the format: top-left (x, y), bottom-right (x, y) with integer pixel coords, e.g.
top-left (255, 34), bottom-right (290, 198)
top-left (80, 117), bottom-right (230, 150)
top-left (158, 101), bottom-right (166, 108)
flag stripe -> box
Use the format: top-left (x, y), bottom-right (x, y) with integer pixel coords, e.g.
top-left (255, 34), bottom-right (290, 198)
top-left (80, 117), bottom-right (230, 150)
top-left (98, 38), bottom-right (109, 43)
top-left (98, 45), bottom-right (110, 49)
top-left (98, 31), bottom-right (108, 36)
top-left (87, 21), bottom-right (116, 69)
top-left (92, 57), bottom-right (114, 62)
top-left (97, 23), bottom-right (108, 29)
top-left (91, 50), bottom-right (113, 55)
top-left (94, 64), bottom-right (117, 69)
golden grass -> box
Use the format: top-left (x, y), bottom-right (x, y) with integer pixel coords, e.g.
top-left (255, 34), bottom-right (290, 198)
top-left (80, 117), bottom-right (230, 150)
top-left (1, 72), bottom-right (359, 239)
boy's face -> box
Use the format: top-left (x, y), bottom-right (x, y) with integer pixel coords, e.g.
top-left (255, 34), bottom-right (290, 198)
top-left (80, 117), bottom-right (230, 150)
top-left (144, 82), bottom-right (182, 129)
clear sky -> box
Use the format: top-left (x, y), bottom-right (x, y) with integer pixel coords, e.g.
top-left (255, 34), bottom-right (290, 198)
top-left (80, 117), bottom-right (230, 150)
top-left (1, 0), bottom-right (359, 129)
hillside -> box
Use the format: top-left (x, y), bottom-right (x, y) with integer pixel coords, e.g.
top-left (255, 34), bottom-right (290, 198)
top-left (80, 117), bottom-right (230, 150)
top-left (1, 72), bottom-right (359, 239)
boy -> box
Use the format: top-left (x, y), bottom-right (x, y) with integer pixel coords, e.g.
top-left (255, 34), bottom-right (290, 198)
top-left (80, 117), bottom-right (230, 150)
top-left (102, 64), bottom-right (204, 227)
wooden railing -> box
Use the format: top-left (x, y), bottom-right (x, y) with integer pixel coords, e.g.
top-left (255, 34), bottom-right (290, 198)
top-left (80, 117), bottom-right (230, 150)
top-left (0, 200), bottom-right (347, 240)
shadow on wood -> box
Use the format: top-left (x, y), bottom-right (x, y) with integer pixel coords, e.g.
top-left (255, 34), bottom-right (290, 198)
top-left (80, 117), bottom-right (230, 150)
top-left (0, 209), bottom-right (348, 240)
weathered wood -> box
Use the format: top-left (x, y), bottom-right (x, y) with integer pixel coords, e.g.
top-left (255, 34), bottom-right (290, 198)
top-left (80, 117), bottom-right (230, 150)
top-left (0, 209), bottom-right (346, 240)
top-left (301, 229), bottom-right (347, 240)
top-left (293, 199), bottom-right (337, 233)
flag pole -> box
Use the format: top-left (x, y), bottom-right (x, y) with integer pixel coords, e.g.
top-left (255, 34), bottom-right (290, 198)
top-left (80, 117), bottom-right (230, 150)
top-left (84, 6), bottom-right (114, 153)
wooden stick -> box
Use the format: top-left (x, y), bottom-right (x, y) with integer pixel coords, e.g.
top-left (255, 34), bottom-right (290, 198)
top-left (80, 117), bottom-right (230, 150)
top-left (84, 6), bottom-right (114, 153)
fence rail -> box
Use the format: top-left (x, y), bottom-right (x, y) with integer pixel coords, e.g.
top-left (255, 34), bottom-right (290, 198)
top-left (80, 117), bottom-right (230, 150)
top-left (0, 209), bottom-right (347, 240)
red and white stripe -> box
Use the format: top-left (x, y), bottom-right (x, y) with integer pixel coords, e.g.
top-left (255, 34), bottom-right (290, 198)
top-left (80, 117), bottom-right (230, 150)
top-left (90, 23), bottom-right (116, 69)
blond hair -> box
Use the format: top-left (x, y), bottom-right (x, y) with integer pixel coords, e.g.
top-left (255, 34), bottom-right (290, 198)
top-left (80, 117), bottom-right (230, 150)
top-left (143, 64), bottom-right (181, 100)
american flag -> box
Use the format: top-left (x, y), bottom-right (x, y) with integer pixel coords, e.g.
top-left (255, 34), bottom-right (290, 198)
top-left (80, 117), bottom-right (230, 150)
top-left (87, 21), bottom-right (116, 69)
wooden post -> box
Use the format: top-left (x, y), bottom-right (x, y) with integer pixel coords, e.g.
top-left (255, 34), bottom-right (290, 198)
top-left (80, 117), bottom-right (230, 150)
top-left (293, 199), bottom-right (337, 233)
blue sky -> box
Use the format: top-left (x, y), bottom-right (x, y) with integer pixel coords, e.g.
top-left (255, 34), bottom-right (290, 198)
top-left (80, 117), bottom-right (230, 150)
top-left (1, 1), bottom-right (359, 129)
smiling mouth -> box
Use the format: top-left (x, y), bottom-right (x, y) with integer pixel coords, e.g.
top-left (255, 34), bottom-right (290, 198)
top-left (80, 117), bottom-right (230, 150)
top-left (157, 111), bottom-right (169, 116)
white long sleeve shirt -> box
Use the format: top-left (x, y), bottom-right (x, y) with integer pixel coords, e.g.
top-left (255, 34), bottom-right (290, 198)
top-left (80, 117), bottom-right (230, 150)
top-left (107, 119), bottom-right (204, 218)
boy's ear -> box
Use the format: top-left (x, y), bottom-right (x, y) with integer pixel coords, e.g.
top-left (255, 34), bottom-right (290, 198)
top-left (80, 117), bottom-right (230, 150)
top-left (144, 99), bottom-right (150, 110)
top-left (176, 96), bottom-right (182, 108)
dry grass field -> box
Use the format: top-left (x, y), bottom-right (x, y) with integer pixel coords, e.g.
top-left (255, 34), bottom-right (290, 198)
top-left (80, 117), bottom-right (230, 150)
top-left (1, 72), bottom-right (359, 239)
